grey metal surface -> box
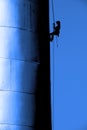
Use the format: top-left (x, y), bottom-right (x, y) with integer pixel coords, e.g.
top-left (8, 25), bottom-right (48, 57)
top-left (0, 0), bottom-right (30, 29)
top-left (0, 58), bottom-right (39, 93)
top-left (0, 28), bottom-right (39, 61)
top-left (0, 91), bottom-right (35, 126)
top-left (0, 0), bottom-right (39, 31)
top-left (0, 0), bottom-right (39, 129)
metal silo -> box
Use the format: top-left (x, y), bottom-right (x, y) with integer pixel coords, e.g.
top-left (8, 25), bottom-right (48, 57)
top-left (0, 0), bottom-right (51, 130)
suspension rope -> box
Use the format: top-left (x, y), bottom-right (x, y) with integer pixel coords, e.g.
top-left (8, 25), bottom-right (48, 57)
top-left (51, 0), bottom-right (55, 130)
top-left (50, 0), bottom-right (56, 129)
top-left (52, 39), bottom-right (55, 130)
top-left (51, 0), bottom-right (55, 23)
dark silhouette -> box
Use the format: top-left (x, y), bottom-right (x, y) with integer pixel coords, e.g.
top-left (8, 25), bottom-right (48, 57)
top-left (50, 20), bottom-right (61, 42)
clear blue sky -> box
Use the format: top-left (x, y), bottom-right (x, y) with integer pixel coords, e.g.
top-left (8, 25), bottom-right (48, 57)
top-left (49, 0), bottom-right (87, 130)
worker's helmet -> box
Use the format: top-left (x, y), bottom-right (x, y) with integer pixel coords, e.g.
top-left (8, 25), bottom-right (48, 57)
top-left (56, 21), bottom-right (60, 25)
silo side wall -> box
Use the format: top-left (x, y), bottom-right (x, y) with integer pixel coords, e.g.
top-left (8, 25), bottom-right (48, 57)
top-left (0, 0), bottom-right (40, 130)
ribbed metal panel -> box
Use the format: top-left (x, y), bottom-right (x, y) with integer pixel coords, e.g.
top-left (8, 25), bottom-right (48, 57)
top-left (0, 0), bottom-right (40, 129)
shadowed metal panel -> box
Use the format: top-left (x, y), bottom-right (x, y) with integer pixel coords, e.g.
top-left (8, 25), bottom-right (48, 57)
top-left (11, 60), bottom-right (39, 93)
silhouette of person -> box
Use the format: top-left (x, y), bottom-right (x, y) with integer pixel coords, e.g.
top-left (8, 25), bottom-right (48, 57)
top-left (50, 21), bottom-right (60, 42)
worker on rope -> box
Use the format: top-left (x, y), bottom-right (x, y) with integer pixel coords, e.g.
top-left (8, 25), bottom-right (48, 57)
top-left (50, 20), bottom-right (61, 42)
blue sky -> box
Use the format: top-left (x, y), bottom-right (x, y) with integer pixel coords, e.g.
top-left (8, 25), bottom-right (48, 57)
top-left (49, 0), bottom-right (87, 130)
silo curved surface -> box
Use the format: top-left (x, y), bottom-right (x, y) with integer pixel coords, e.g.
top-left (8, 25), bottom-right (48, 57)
top-left (0, 0), bottom-right (40, 129)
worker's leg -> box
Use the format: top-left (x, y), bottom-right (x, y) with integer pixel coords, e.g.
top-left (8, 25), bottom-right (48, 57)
top-left (50, 33), bottom-right (54, 41)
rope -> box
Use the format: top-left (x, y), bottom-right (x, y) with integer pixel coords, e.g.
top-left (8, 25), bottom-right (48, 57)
top-left (52, 39), bottom-right (55, 130)
top-left (51, 0), bottom-right (55, 23)
top-left (51, 0), bottom-right (55, 130)
top-left (50, 0), bottom-right (56, 129)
